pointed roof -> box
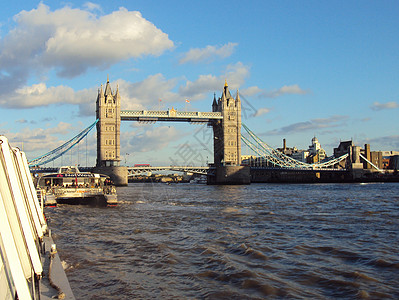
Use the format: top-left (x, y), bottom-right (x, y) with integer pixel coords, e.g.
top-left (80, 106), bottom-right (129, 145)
top-left (223, 80), bottom-right (232, 99)
top-left (235, 89), bottom-right (240, 102)
top-left (104, 76), bottom-right (112, 96)
top-left (212, 93), bottom-right (217, 106)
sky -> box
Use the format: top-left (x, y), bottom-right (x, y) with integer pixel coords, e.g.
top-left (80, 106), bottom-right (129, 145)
top-left (0, 0), bottom-right (398, 167)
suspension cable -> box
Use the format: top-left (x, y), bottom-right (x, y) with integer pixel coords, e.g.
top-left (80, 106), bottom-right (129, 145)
top-left (28, 119), bottom-right (98, 167)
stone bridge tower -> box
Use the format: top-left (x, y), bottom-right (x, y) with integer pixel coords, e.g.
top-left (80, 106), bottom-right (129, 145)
top-left (209, 81), bottom-right (250, 184)
top-left (94, 77), bottom-right (127, 185)
top-left (96, 76), bottom-right (121, 167)
top-left (212, 81), bottom-right (242, 166)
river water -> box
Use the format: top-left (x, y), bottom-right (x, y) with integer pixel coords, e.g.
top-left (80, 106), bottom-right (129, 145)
top-left (45, 182), bottom-right (399, 299)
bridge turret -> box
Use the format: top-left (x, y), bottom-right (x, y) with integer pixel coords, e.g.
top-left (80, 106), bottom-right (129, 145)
top-left (95, 77), bottom-right (126, 186)
top-left (212, 93), bottom-right (218, 112)
top-left (96, 77), bottom-right (121, 167)
top-left (209, 82), bottom-right (249, 184)
top-left (213, 81), bottom-right (241, 166)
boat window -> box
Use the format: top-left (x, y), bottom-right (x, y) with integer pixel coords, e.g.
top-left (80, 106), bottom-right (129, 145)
top-left (53, 178), bottom-right (63, 186)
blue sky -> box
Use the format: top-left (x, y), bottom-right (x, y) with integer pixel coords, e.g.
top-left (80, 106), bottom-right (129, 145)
top-left (0, 1), bottom-right (398, 167)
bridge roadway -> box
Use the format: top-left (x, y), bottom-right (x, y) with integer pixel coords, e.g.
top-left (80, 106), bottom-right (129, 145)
top-left (120, 109), bottom-right (223, 123)
top-left (31, 165), bottom-right (346, 176)
top-left (127, 166), bottom-right (213, 176)
top-left (29, 166), bottom-right (215, 176)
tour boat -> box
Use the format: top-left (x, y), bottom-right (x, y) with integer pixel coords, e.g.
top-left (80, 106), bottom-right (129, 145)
top-left (36, 166), bottom-right (117, 206)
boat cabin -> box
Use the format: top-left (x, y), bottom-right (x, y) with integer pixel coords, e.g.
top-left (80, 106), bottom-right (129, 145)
top-left (37, 166), bottom-right (112, 189)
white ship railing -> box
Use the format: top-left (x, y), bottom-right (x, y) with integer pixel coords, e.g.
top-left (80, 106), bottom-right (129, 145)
top-left (0, 136), bottom-right (48, 299)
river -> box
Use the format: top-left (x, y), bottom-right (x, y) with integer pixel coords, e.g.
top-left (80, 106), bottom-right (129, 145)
top-left (45, 182), bottom-right (399, 299)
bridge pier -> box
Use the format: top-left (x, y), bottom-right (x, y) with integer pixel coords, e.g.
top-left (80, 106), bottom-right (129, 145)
top-left (93, 166), bottom-right (128, 186)
top-left (207, 165), bottom-right (250, 185)
top-left (207, 166), bottom-right (251, 185)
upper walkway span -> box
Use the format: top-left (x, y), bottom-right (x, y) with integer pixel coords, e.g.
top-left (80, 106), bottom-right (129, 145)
top-left (120, 109), bottom-right (223, 123)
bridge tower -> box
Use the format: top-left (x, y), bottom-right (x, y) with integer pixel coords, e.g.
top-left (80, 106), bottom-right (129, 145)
top-left (94, 77), bottom-right (127, 185)
top-left (209, 81), bottom-right (250, 184)
top-left (212, 81), bottom-right (242, 166)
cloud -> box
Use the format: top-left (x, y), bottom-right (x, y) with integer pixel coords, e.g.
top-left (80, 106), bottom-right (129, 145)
top-left (240, 84), bottom-right (310, 99)
top-left (6, 121), bottom-right (81, 154)
top-left (179, 62), bottom-right (250, 100)
top-left (0, 82), bottom-right (91, 110)
top-left (241, 86), bottom-right (263, 97)
top-left (0, 3), bottom-right (174, 93)
top-left (0, 62), bottom-right (249, 112)
top-left (360, 135), bottom-right (399, 150)
top-left (83, 2), bottom-right (102, 12)
top-left (370, 101), bottom-right (399, 111)
top-left (76, 75), bottom-right (181, 116)
top-left (123, 126), bottom-right (181, 153)
top-left (179, 42), bottom-right (237, 64)
top-left (47, 122), bottom-right (75, 135)
top-left (117, 75), bottom-right (180, 110)
top-left (253, 107), bottom-right (271, 117)
top-left (260, 84), bottom-right (310, 98)
top-left (263, 115), bottom-right (348, 136)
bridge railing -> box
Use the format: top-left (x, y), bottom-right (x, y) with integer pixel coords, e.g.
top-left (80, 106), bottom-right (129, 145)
top-left (127, 165), bottom-right (214, 176)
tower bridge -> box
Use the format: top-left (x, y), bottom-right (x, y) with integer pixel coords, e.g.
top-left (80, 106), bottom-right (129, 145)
top-left (29, 77), bottom-right (368, 185)
top-left (94, 78), bottom-right (249, 185)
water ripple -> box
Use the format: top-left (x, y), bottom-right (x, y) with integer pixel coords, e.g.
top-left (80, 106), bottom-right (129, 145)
top-left (46, 182), bottom-right (399, 299)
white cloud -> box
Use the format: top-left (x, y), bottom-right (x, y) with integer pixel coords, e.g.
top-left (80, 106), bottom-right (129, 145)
top-left (259, 84), bottom-right (310, 98)
top-left (263, 115), bottom-right (349, 136)
top-left (179, 42), bottom-right (237, 64)
top-left (0, 62), bottom-right (250, 111)
top-left (179, 74), bottom-right (220, 100)
top-left (83, 2), bottom-right (102, 12)
top-left (241, 86), bottom-right (263, 97)
top-left (117, 75), bottom-right (180, 110)
top-left (47, 122), bottom-right (75, 135)
top-left (370, 101), bottom-right (399, 111)
top-left (0, 3), bottom-right (174, 93)
top-left (360, 135), bottom-right (399, 150)
top-left (179, 62), bottom-right (250, 100)
top-left (123, 126), bottom-right (181, 153)
top-left (253, 107), bottom-right (271, 117)
top-left (6, 122), bottom-right (78, 153)
top-left (0, 82), bottom-right (86, 108)
top-left (242, 84), bottom-right (310, 99)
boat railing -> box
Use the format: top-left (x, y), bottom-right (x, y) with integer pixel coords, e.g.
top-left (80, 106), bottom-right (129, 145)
top-left (36, 189), bottom-right (45, 211)
top-left (0, 136), bottom-right (47, 299)
top-left (51, 186), bottom-right (104, 194)
top-left (1, 135), bottom-right (75, 299)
